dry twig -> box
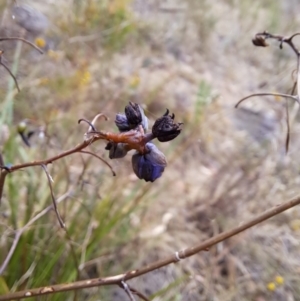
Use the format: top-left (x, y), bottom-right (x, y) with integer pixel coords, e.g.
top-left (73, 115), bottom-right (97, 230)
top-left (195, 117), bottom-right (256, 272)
top-left (41, 164), bottom-right (65, 228)
top-left (0, 37), bottom-right (43, 92)
top-left (121, 281), bottom-right (136, 301)
top-left (236, 31), bottom-right (300, 152)
top-left (0, 132), bottom-right (106, 202)
top-left (0, 51), bottom-right (20, 92)
top-left (1, 194), bottom-right (300, 300)
top-left (0, 37), bottom-right (43, 54)
top-left (79, 150), bottom-right (116, 176)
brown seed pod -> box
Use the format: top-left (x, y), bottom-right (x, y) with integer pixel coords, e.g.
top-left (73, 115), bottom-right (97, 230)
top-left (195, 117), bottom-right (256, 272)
top-left (152, 109), bottom-right (182, 142)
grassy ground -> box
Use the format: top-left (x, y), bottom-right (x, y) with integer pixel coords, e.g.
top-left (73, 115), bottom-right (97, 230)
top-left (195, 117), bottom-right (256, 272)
top-left (2, 0), bottom-right (300, 300)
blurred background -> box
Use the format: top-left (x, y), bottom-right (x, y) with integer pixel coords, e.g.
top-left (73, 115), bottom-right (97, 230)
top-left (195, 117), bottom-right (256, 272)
top-left (1, 0), bottom-right (300, 300)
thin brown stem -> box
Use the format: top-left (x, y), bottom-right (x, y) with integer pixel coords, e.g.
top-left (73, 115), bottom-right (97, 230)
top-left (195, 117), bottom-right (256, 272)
top-left (0, 56), bottom-right (20, 92)
top-left (239, 31), bottom-right (300, 152)
top-left (246, 31), bottom-right (300, 152)
top-left (285, 81), bottom-right (299, 152)
top-left (235, 92), bottom-right (299, 108)
top-left (0, 37), bottom-right (44, 54)
top-left (0, 127), bottom-right (153, 202)
top-left (2, 194), bottom-right (300, 300)
top-left (254, 32), bottom-right (300, 57)
top-left (79, 150), bottom-right (116, 176)
top-left (1, 130), bottom-right (153, 174)
top-left (41, 164), bottom-right (65, 228)
top-left (121, 281), bottom-right (136, 301)
top-left (285, 99), bottom-right (290, 153)
top-left (129, 286), bottom-right (150, 301)
top-left (0, 169), bottom-right (8, 205)
top-left (5, 137), bottom-right (102, 172)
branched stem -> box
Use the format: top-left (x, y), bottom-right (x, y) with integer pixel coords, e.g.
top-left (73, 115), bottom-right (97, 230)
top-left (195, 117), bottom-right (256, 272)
top-left (253, 31), bottom-right (300, 56)
top-left (0, 135), bottom-right (104, 203)
top-left (236, 31), bottom-right (300, 152)
top-left (121, 281), bottom-right (136, 301)
top-left (0, 124), bottom-right (155, 202)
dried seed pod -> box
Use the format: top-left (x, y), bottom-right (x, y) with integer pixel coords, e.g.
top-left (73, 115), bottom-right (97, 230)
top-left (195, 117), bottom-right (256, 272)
top-left (252, 36), bottom-right (268, 47)
top-left (105, 142), bottom-right (128, 159)
top-left (125, 102), bottom-right (143, 128)
top-left (115, 113), bottom-right (131, 132)
top-left (152, 109), bottom-right (182, 142)
top-left (118, 102), bottom-right (148, 132)
top-left (132, 143), bottom-right (167, 182)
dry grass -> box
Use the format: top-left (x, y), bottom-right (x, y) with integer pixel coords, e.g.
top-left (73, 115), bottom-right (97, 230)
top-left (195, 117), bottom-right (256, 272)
top-left (2, 0), bottom-right (300, 300)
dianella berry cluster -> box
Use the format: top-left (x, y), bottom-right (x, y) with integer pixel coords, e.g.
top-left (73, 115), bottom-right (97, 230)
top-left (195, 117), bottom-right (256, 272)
top-left (105, 102), bottom-right (182, 182)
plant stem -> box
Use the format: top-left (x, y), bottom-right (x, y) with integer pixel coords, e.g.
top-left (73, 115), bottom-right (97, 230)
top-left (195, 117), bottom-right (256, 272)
top-left (1, 194), bottom-right (300, 300)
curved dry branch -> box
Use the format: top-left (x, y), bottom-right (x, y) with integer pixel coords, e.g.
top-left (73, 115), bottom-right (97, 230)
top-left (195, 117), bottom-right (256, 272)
top-left (253, 31), bottom-right (300, 56)
top-left (2, 136), bottom-right (103, 172)
top-left (285, 99), bottom-right (290, 153)
top-left (235, 92), bottom-right (299, 108)
top-left (79, 150), bottom-right (116, 176)
top-left (0, 57), bottom-right (20, 92)
top-left (1, 194), bottom-right (300, 300)
top-left (0, 114), bottom-right (158, 202)
top-left (0, 37), bottom-right (44, 54)
top-left (127, 285), bottom-right (150, 301)
top-left (0, 37), bottom-right (43, 92)
top-left (41, 164), bottom-right (65, 228)
top-left (0, 135), bottom-right (104, 203)
top-left (239, 31), bottom-right (300, 152)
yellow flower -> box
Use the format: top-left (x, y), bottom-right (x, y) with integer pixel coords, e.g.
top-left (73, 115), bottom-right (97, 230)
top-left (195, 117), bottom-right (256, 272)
top-left (275, 276), bottom-right (284, 285)
top-left (267, 282), bottom-right (276, 291)
top-left (35, 37), bottom-right (46, 48)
